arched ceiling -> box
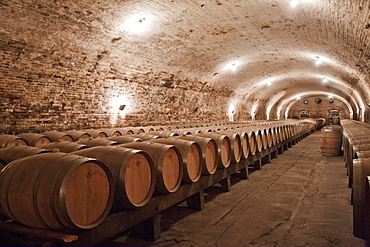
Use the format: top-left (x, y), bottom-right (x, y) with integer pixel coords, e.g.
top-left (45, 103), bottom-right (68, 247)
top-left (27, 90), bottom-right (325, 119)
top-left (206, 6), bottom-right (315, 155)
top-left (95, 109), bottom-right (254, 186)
top-left (3, 0), bottom-right (370, 120)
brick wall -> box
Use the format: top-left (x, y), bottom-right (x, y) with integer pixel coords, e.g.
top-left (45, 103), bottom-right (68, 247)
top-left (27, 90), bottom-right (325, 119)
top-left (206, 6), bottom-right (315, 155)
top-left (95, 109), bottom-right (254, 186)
top-left (288, 96), bottom-right (351, 122)
top-left (0, 42), bottom-right (233, 133)
top-left (0, 1), bottom-right (239, 134)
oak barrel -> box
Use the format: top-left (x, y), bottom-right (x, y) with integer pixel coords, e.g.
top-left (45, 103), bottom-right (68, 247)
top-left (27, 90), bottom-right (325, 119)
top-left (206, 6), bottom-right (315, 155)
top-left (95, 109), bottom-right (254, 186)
top-left (106, 136), bottom-right (142, 144)
top-left (320, 126), bottom-right (342, 156)
top-left (78, 138), bottom-right (119, 147)
top-left (0, 153), bottom-right (114, 230)
top-left (150, 137), bottom-right (202, 183)
top-left (120, 142), bottom-right (183, 194)
top-left (73, 146), bottom-right (155, 209)
top-left (242, 128), bottom-right (262, 153)
top-left (353, 158), bottom-right (370, 239)
top-left (84, 129), bottom-right (108, 139)
top-left (246, 130), bottom-right (257, 155)
top-left (42, 142), bottom-right (89, 153)
top-left (0, 134), bottom-right (28, 148)
top-left (151, 131), bottom-right (180, 137)
top-left (218, 131), bottom-right (242, 163)
top-left (131, 133), bottom-right (162, 140)
top-left (42, 131), bottom-right (74, 142)
top-left (17, 133), bottom-right (51, 147)
top-left (176, 135), bottom-right (218, 175)
top-left (63, 130), bottom-right (91, 141)
top-left (98, 129), bottom-right (122, 137)
top-left (196, 133), bottom-right (231, 168)
top-left (261, 129), bottom-right (268, 149)
top-left (115, 128), bottom-right (135, 135)
top-left (230, 131), bottom-right (249, 159)
top-left (366, 176), bottom-right (370, 243)
top-left (0, 146), bottom-right (50, 169)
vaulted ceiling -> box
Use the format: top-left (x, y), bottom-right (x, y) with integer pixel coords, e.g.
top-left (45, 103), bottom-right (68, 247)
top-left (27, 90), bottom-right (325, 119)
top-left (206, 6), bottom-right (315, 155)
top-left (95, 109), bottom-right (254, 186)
top-left (2, 0), bottom-right (370, 120)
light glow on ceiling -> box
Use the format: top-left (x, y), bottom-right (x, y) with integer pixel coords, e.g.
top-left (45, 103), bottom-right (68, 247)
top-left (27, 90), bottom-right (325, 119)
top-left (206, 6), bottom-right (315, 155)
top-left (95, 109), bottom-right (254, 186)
top-left (251, 101), bottom-right (259, 121)
top-left (228, 102), bottom-right (235, 122)
top-left (224, 60), bottom-right (242, 72)
top-left (266, 91), bottom-right (286, 120)
top-left (290, 0), bottom-right (320, 8)
top-left (260, 77), bottom-right (276, 86)
top-left (291, 0), bottom-right (299, 7)
top-left (118, 13), bottom-right (153, 34)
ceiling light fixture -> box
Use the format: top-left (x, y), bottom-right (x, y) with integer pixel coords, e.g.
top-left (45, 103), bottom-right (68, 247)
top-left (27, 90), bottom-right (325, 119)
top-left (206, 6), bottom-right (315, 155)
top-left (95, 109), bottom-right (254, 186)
top-left (291, 0), bottom-right (299, 7)
top-left (263, 78), bottom-right (274, 86)
top-left (224, 61), bottom-right (241, 72)
top-left (119, 13), bottom-right (152, 34)
top-left (316, 56), bottom-right (322, 65)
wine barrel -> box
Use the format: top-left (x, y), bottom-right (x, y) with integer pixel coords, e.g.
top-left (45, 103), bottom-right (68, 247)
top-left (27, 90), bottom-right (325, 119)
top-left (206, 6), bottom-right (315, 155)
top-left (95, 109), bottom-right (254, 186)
top-left (120, 142), bottom-right (183, 194)
top-left (354, 145), bottom-right (370, 153)
top-left (106, 136), bottom-right (142, 144)
top-left (63, 130), bottom-right (91, 141)
top-left (245, 130), bottom-right (257, 155)
top-left (130, 127), bottom-right (145, 134)
top-left (218, 131), bottom-right (242, 163)
top-left (150, 137), bottom-right (202, 183)
top-left (278, 126), bottom-right (286, 142)
top-left (0, 134), bottom-right (28, 148)
top-left (353, 158), bottom-right (370, 239)
top-left (78, 139), bottom-right (119, 147)
top-left (73, 146), bottom-right (155, 209)
top-left (197, 133), bottom-right (231, 168)
top-left (151, 131), bottom-right (180, 137)
top-left (320, 126), bottom-right (342, 156)
top-left (171, 129), bottom-right (193, 135)
top-left (231, 131), bottom-right (249, 159)
top-left (84, 129), bottom-right (108, 139)
top-left (271, 127), bottom-right (278, 145)
top-left (176, 135), bottom-right (218, 175)
top-left (350, 139), bottom-right (370, 146)
top-left (42, 142), bottom-right (88, 153)
top-left (42, 131), bottom-right (73, 143)
top-left (365, 176), bottom-right (370, 242)
top-left (356, 151), bottom-right (370, 159)
top-left (0, 153), bottom-right (114, 230)
top-left (244, 128), bottom-right (263, 153)
top-left (115, 128), bottom-right (135, 135)
top-left (261, 129), bottom-right (268, 150)
top-left (195, 128), bottom-right (213, 133)
top-left (17, 133), bottom-right (51, 147)
top-left (98, 129), bottom-right (122, 137)
top-left (131, 133), bottom-right (162, 140)
top-left (142, 127), bottom-right (155, 132)
top-left (266, 128), bottom-right (274, 147)
top-left (0, 146), bottom-right (50, 169)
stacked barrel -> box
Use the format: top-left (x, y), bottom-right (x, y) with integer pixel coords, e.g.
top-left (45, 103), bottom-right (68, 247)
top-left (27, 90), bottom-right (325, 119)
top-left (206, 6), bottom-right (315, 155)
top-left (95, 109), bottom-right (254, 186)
top-left (0, 119), bottom-right (318, 233)
top-left (341, 119), bottom-right (370, 241)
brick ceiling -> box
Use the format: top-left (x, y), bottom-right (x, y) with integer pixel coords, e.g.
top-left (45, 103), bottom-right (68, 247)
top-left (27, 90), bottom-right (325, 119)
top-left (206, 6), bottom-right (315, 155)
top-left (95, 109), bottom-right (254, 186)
top-left (2, 0), bottom-right (370, 120)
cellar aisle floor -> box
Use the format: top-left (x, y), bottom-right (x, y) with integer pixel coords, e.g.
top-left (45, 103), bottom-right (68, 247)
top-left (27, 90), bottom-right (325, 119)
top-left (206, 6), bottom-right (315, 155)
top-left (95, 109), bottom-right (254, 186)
top-left (100, 131), bottom-right (365, 247)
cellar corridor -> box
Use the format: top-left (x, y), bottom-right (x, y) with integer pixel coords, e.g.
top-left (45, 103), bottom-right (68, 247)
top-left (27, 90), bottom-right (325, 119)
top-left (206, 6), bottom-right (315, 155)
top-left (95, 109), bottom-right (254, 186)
top-left (101, 131), bottom-right (364, 247)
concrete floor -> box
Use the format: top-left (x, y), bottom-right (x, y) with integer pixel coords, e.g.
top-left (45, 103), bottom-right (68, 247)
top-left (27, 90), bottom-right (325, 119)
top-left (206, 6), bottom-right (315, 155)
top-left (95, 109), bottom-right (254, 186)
top-left (101, 131), bottom-right (365, 247)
